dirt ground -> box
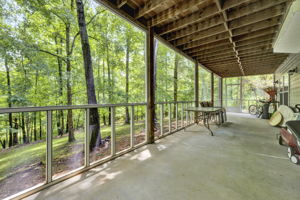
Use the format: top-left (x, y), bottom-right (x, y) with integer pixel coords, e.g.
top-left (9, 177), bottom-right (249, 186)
top-left (0, 134), bottom-right (146, 199)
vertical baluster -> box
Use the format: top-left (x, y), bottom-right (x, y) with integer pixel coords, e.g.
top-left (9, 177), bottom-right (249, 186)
top-left (85, 108), bottom-right (90, 167)
top-left (186, 103), bottom-right (189, 126)
top-left (111, 107), bottom-right (116, 156)
top-left (175, 103), bottom-right (178, 130)
top-left (46, 110), bottom-right (52, 183)
top-left (168, 103), bottom-right (172, 132)
top-left (130, 106), bottom-right (134, 148)
top-left (160, 104), bottom-right (164, 136)
top-left (181, 103), bottom-right (184, 128)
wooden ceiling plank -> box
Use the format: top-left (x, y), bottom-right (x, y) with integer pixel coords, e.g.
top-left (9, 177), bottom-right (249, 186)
top-left (166, 15), bottom-right (223, 40)
top-left (233, 26), bottom-right (278, 42)
top-left (148, 0), bottom-right (207, 27)
top-left (228, 3), bottom-right (286, 29)
top-left (232, 16), bottom-right (281, 37)
top-left (182, 32), bottom-right (230, 50)
top-left (184, 39), bottom-right (231, 54)
top-left (228, 0), bottom-right (288, 21)
top-left (157, 4), bottom-right (219, 35)
top-left (191, 45), bottom-right (234, 57)
top-left (135, 0), bottom-right (165, 19)
top-left (173, 24), bottom-right (226, 46)
top-left (196, 51), bottom-right (236, 60)
top-left (222, 0), bottom-right (253, 10)
top-left (235, 34), bottom-right (274, 47)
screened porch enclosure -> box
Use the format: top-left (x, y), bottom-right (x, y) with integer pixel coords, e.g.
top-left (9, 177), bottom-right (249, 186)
top-left (0, 0), bottom-right (296, 199)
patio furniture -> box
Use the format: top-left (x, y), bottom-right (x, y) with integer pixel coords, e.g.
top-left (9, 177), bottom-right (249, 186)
top-left (185, 107), bottom-right (226, 136)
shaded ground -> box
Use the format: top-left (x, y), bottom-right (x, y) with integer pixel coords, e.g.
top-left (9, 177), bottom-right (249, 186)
top-left (0, 122), bottom-right (146, 199)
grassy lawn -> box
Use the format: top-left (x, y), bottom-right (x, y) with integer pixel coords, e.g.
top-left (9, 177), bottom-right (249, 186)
top-left (0, 121), bottom-right (146, 181)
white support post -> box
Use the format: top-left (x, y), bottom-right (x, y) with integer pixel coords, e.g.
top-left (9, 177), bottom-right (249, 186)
top-left (46, 110), bottom-right (52, 183)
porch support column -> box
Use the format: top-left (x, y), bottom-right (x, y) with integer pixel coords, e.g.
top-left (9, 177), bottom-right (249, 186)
top-left (146, 27), bottom-right (155, 144)
top-left (195, 62), bottom-right (199, 107)
top-left (211, 72), bottom-right (214, 106)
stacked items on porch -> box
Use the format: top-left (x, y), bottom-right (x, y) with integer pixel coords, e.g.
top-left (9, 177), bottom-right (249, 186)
top-left (270, 104), bottom-right (300, 165)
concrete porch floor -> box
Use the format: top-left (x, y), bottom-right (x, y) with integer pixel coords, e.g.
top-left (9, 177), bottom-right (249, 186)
top-left (26, 114), bottom-right (300, 200)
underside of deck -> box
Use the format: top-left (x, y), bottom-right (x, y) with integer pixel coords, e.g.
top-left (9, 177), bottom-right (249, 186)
top-left (25, 113), bottom-right (300, 200)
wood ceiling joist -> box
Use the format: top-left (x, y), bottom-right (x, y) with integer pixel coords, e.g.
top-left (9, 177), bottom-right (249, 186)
top-left (148, 0), bottom-right (207, 27)
top-left (166, 14), bottom-right (223, 41)
top-left (191, 46), bottom-right (234, 57)
top-left (232, 16), bottom-right (281, 37)
top-left (182, 32), bottom-right (230, 50)
top-left (228, 3), bottom-right (286, 29)
top-left (233, 26), bottom-right (278, 42)
top-left (214, 0), bottom-right (244, 75)
top-left (239, 52), bottom-right (284, 59)
top-left (235, 34), bottom-right (274, 47)
top-left (184, 39), bottom-right (231, 54)
top-left (172, 24), bottom-right (226, 46)
top-left (157, 4), bottom-right (219, 35)
top-left (238, 46), bottom-right (273, 55)
top-left (197, 51), bottom-right (236, 60)
top-left (201, 58), bottom-right (238, 65)
top-left (227, 0), bottom-right (287, 21)
top-left (135, 0), bottom-right (164, 19)
top-left (199, 54), bottom-right (237, 62)
top-left (222, 0), bottom-right (254, 10)
top-left (236, 42), bottom-right (272, 52)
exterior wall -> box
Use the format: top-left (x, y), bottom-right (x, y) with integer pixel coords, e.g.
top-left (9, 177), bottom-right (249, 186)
top-left (290, 73), bottom-right (300, 107)
top-left (275, 53), bottom-right (300, 107)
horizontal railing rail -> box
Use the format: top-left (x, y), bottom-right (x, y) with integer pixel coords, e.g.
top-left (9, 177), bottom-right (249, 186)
top-left (0, 101), bottom-right (196, 199)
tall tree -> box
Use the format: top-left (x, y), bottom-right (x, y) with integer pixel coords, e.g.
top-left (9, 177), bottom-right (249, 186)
top-left (76, 0), bottom-right (101, 150)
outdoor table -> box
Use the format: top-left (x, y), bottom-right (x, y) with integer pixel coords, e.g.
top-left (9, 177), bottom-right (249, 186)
top-left (185, 107), bottom-right (226, 136)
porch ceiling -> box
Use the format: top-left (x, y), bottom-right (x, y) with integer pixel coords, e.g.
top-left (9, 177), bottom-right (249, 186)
top-left (98, 0), bottom-right (292, 77)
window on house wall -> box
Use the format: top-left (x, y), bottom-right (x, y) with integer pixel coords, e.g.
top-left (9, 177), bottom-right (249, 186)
top-left (279, 74), bottom-right (289, 106)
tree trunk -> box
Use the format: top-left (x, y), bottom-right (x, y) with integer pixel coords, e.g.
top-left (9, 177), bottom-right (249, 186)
top-left (66, 23), bottom-right (75, 142)
top-left (39, 112), bottom-right (42, 140)
top-left (173, 54), bottom-right (179, 118)
top-left (76, 0), bottom-right (101, 150)
top-left (124, 37), bottom-right (130, 124)
top-left (55, 36), bottom-right (65, 135)
top-left (13, 118), bottom-right (19, 145)
top-left (21, 112), bottom-right (28, 143)
top-left (5, 56), bottom-right (13, 147)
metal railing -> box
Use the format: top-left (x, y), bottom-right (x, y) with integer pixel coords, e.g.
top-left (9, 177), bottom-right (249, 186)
top-left (222, 99), bottom-right (259, 113)
top-left (0, 101), bottom-right (195, 199)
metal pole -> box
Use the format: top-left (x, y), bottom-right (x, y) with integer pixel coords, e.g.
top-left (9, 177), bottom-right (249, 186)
top-left (111, 107), bottom-right (116, 156)
top-left (211, 72), bottom-right (214, 106)
top-left (85, 109), bottom-right (90, 167)
top-left (130, 106), bottom-right (134, 148)
top-left (46, 110), bottom-right (52, 183)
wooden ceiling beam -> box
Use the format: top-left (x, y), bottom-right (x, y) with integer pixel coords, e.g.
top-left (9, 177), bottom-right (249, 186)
top-left (157, 4), bottom-right (219, 35)
top-left (235, 34), bottom-right (274, 47)
top-left (172, 24), bottom-right (226, 46)
top-left (148, 0), bottom-right (207, 27)
top-left (182, 32), bottom-right (230, 50)
top-left (222, 0), bottom-right (253, 10)
top-left (191, 45), bottom-right (234, 57)
top-left (135, 0), bottom-right (165, 19)
top-left (233, 26), bottom-right (278, 42)
top-left (214, 0), bottom-right (244, 76)
top-left (184, 39), bottom-right (231, 54)
top-left (232, 16), bottom-right (281, 37)
top-left (117, 0), bottom-right (127, 8)
top-left (166, 15), bottom-right (223, 40)
top-left (236, 42), bottom-right (273, 52)
top-left (228, 0), bottom-right (287, 21)
top-left (198, 53), bottom-right (237, 62)
top-left (201, 58), bottom-right (238, 65)
top-left (196, 51), bottom-right (236, 60)
top-left (228, 3), bottom-right (286, 29)
top-left (238, 46), bottom-right (273, 56)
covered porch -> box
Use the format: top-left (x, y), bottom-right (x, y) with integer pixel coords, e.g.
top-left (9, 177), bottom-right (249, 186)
top-left (25, 113), bottom-right (300, 200)
top-left (1, 0), bottom-right (300, 199)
